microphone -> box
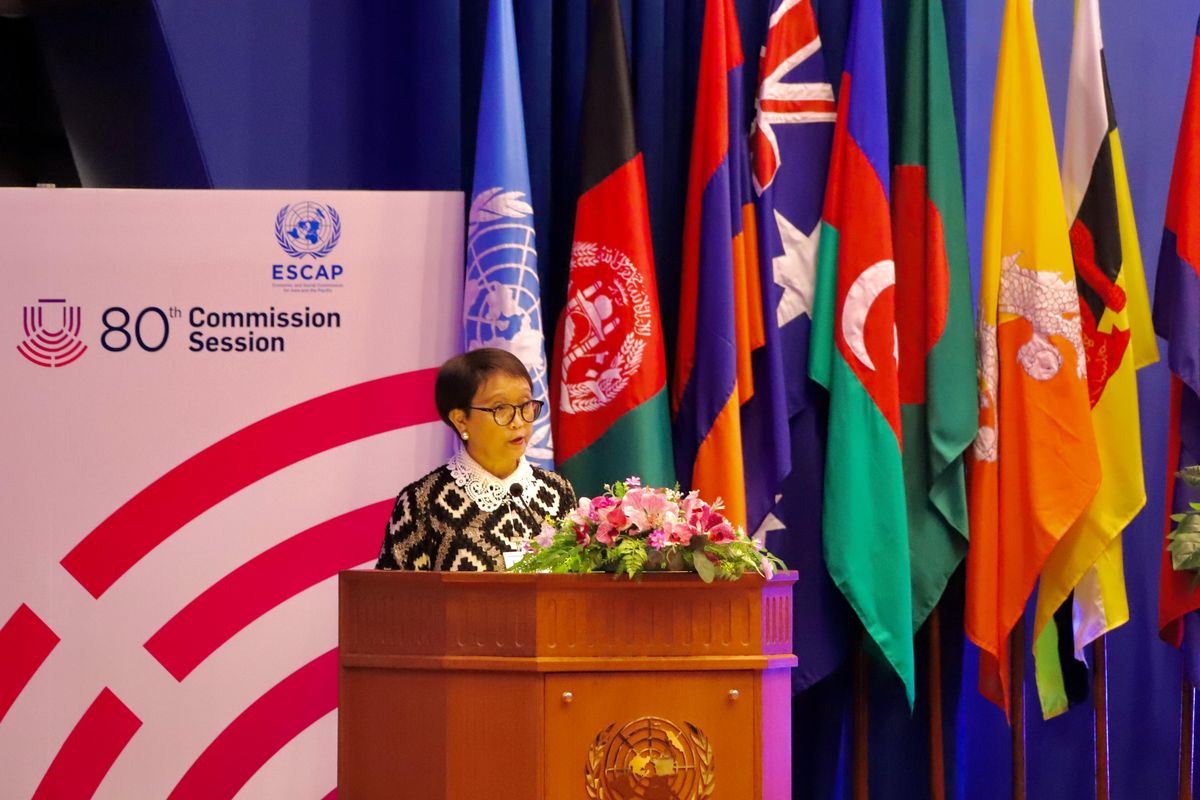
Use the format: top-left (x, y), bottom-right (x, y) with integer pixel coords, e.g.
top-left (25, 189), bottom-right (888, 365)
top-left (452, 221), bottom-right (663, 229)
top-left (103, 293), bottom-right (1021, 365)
top-left (507, 482), bottom-right (538, 529)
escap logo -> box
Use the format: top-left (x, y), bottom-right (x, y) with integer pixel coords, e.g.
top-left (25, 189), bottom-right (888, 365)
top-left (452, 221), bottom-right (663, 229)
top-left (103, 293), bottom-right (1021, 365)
top-left (274, 201), bottom-right (341, 259)
top-left (17, 298), bottom-right (88, 367)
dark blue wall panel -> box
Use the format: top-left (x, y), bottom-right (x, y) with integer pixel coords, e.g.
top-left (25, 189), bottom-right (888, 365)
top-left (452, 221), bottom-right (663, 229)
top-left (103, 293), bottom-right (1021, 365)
top-left (36, 0), bottom-right (208, 188)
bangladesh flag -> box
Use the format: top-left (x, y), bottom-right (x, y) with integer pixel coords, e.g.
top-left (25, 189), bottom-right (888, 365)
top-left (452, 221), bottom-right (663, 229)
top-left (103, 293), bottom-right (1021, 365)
top-left (550, 0), bottom-right (675, 498)
top-left (890, 0), bottom-right (976, 634)
top-left (808, 0), bottom-right (914, 703)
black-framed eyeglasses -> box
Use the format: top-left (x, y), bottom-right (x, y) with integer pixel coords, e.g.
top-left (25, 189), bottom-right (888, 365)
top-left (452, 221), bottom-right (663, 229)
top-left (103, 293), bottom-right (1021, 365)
top-left (469, 399), bottom-right (544, 425)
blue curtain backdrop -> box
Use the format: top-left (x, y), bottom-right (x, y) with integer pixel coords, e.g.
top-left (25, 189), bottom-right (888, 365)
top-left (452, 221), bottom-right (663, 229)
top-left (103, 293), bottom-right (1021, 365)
top-left (28, 0), bottom-right (1198, 796)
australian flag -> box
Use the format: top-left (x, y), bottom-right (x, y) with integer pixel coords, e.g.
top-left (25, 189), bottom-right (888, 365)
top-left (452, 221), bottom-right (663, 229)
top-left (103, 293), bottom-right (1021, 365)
top-left (750, 0), bottom-right (848, 691)
top-left (462, 0), bottom-right (554, 467)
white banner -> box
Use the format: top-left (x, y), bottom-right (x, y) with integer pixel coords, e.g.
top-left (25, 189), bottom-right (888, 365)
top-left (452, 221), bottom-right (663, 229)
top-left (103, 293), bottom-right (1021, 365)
top-left (0, 189), bottom-right (463, 798)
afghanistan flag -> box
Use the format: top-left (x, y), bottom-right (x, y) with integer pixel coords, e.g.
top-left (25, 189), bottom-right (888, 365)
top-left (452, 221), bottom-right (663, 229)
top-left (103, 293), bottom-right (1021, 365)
top-left (1154, 15), bottom-right (1200, 682)
top-left (750, 0), bottom-right (847, 691)
top-left (551, 0), bottom-right (675, 498)
top-left (463, 0), bottom-right (554, 468)
top-left (808, 0), bottom-right (914, 703)
top-left (890, 0), bottom-right (976, 635)
top-left (1030, 0), bottom-right (1157, 719)
top-left (673, 0), bottom-right (761, 530)
top-left (966, 0), bottom-right (1100, 715)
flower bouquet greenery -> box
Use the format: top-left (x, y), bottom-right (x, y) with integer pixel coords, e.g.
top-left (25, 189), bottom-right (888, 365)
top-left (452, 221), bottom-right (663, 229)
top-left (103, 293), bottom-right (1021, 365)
top-left (1168, 465), bottom-right (1200, 584)
top-left (509, 477), bottom-right (786, 582)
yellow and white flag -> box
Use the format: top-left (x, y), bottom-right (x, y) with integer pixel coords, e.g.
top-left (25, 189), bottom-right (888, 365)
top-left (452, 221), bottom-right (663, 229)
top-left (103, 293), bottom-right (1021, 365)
top-left (1032, 0), bottom-right (1158, 719)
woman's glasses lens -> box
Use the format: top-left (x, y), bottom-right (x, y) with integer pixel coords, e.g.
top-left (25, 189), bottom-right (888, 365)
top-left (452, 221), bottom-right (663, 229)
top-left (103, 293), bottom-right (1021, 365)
top-left (477, 400), bottom-right (544, 425)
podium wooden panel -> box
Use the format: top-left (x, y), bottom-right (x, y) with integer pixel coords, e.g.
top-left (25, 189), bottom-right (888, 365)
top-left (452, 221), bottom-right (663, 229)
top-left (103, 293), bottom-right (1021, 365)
top-left (338, 570), bottom-right (797, 799)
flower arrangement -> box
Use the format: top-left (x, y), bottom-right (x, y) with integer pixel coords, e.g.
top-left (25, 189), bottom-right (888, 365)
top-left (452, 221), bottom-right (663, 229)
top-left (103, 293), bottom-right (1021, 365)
top-left (509, 477), bottom-right (786, 582)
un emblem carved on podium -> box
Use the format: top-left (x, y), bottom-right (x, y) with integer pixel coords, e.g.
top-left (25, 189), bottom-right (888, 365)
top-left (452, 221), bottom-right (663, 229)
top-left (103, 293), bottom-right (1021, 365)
top-left (584, 716), bottom-right (715, 799)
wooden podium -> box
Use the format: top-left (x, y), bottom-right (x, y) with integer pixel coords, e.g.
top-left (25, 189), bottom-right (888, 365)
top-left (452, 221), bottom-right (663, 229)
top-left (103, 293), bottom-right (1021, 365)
top-left (338, 570), bottom-right (797, 799)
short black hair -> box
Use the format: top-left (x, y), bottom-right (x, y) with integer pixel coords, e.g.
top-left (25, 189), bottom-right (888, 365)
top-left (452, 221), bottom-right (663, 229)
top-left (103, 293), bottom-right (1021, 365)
top-left (434, 348), bottom-right (535, 428)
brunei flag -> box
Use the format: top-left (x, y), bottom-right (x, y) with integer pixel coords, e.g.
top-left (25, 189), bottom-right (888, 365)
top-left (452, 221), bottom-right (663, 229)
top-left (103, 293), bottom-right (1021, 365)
top-left (966, 0), bottom-right (1100, 715)
top-left (1155, 15), bottom-right (1200, 680)
top-left (890, 0), bottom-right (976, 635)
top-left (673, 0), bottom-right (762, 530)
top-left (1030, 0), bottom-right (1157, 720)
top-left (551, 0), bottom-right (675, 498)
top-left (808, 0), bottom-right (914, 703)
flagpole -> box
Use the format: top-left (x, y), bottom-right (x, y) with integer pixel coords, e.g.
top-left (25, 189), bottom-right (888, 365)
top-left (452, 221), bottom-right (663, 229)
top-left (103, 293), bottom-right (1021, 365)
top-left (853, 634), bottom-right (870, 800)
top-left (1092, 637), bottom-right (1109, 800)
top-left (1180, 678), bottom-right (1195, 800)
top-left (1011, 617), bottom-right (1027, 800)
top-left (928, 605), bottom-right (946, 800)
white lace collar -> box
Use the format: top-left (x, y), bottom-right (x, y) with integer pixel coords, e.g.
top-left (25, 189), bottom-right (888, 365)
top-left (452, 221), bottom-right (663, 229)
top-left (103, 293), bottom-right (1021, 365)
top-left (448, 449), bottom-right (536, 513)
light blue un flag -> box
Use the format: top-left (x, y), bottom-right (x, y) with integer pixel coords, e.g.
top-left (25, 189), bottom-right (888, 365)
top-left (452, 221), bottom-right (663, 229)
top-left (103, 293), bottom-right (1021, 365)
top-left (463, 0), bottom-right (553, 467)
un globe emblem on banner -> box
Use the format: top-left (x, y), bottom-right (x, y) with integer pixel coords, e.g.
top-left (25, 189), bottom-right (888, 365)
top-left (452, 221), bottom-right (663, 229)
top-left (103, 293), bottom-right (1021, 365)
top-left (275, 201), bottom-right (341, 259)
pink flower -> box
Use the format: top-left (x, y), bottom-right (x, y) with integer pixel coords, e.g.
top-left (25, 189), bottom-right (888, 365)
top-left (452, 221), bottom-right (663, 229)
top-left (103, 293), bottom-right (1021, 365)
top-left (622, 488), bottom-right (679, 533)
top-left (664, 516), bottom-right (698, 545)
top-left (574, 524), bottom-right (590, 546)
top-left (591, 495), bottom-right (618, 513)
top-left (694, 504), bottom-right (736, 544)
top-left (536, 521), bottom-right (557, 549)
top-left (761, 556), bottom-right (776, 580)
top-left (647, 529), bottom-right (667, 550)
top-left (680, 490), bottom-right (705, 521)
top-left (624, 475), bottom-right (642, 487)
top-left (603, 503), bottom-right (630, 531)
top-left (567, 496), bottom-right (593, 528)
top-left (595, 522), bottom-right (617, 545)
top-left (706, 520), bottom-right (737, 544)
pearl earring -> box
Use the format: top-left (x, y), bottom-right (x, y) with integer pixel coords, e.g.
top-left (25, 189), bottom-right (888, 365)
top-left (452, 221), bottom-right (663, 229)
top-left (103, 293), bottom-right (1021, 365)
top-left (460, 430), bottom-right (469, 441)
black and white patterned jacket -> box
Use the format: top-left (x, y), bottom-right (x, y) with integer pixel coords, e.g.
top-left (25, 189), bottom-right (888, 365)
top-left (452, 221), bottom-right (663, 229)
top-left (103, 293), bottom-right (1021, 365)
top-left (375, 450), bottom-right (576, 571)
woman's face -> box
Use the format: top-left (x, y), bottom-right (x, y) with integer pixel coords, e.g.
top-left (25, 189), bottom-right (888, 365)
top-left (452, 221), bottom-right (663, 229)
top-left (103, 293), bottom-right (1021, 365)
top-left (455, 372), bottom-right (534, 474)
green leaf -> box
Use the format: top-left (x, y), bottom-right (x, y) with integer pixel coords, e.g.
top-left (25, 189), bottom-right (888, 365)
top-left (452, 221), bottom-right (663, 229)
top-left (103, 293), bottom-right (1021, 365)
top-left (693, 553), bottom-right (716, 583)
top-left (1178, 465), bottom-right (1200, 486)
top-left (1168, 525), bottom-right (1200, 572)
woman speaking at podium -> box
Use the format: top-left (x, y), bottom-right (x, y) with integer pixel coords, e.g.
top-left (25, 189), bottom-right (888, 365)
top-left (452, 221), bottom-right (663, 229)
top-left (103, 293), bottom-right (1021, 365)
top-left (375, 348), bottom-right (576, 571)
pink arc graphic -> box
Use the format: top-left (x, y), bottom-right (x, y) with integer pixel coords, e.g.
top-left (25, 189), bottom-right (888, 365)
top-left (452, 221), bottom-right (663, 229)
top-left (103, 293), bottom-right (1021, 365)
top-left (17, 298), bottom-right (88, 368)
top-left (61, 369), bottom-right (439, 599)
top-left (31, 688), bottom-right (142, 799)
top-left (0, 604), bottom-right (60, 723)
top-left (9, 373), bottom-right (433, 797)
top-left (145, 499), bottom-right (391, 681)
top-left (166, 648), bottom-right (338, 800)
top-left (11, 372), bottom-right (437, 795)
